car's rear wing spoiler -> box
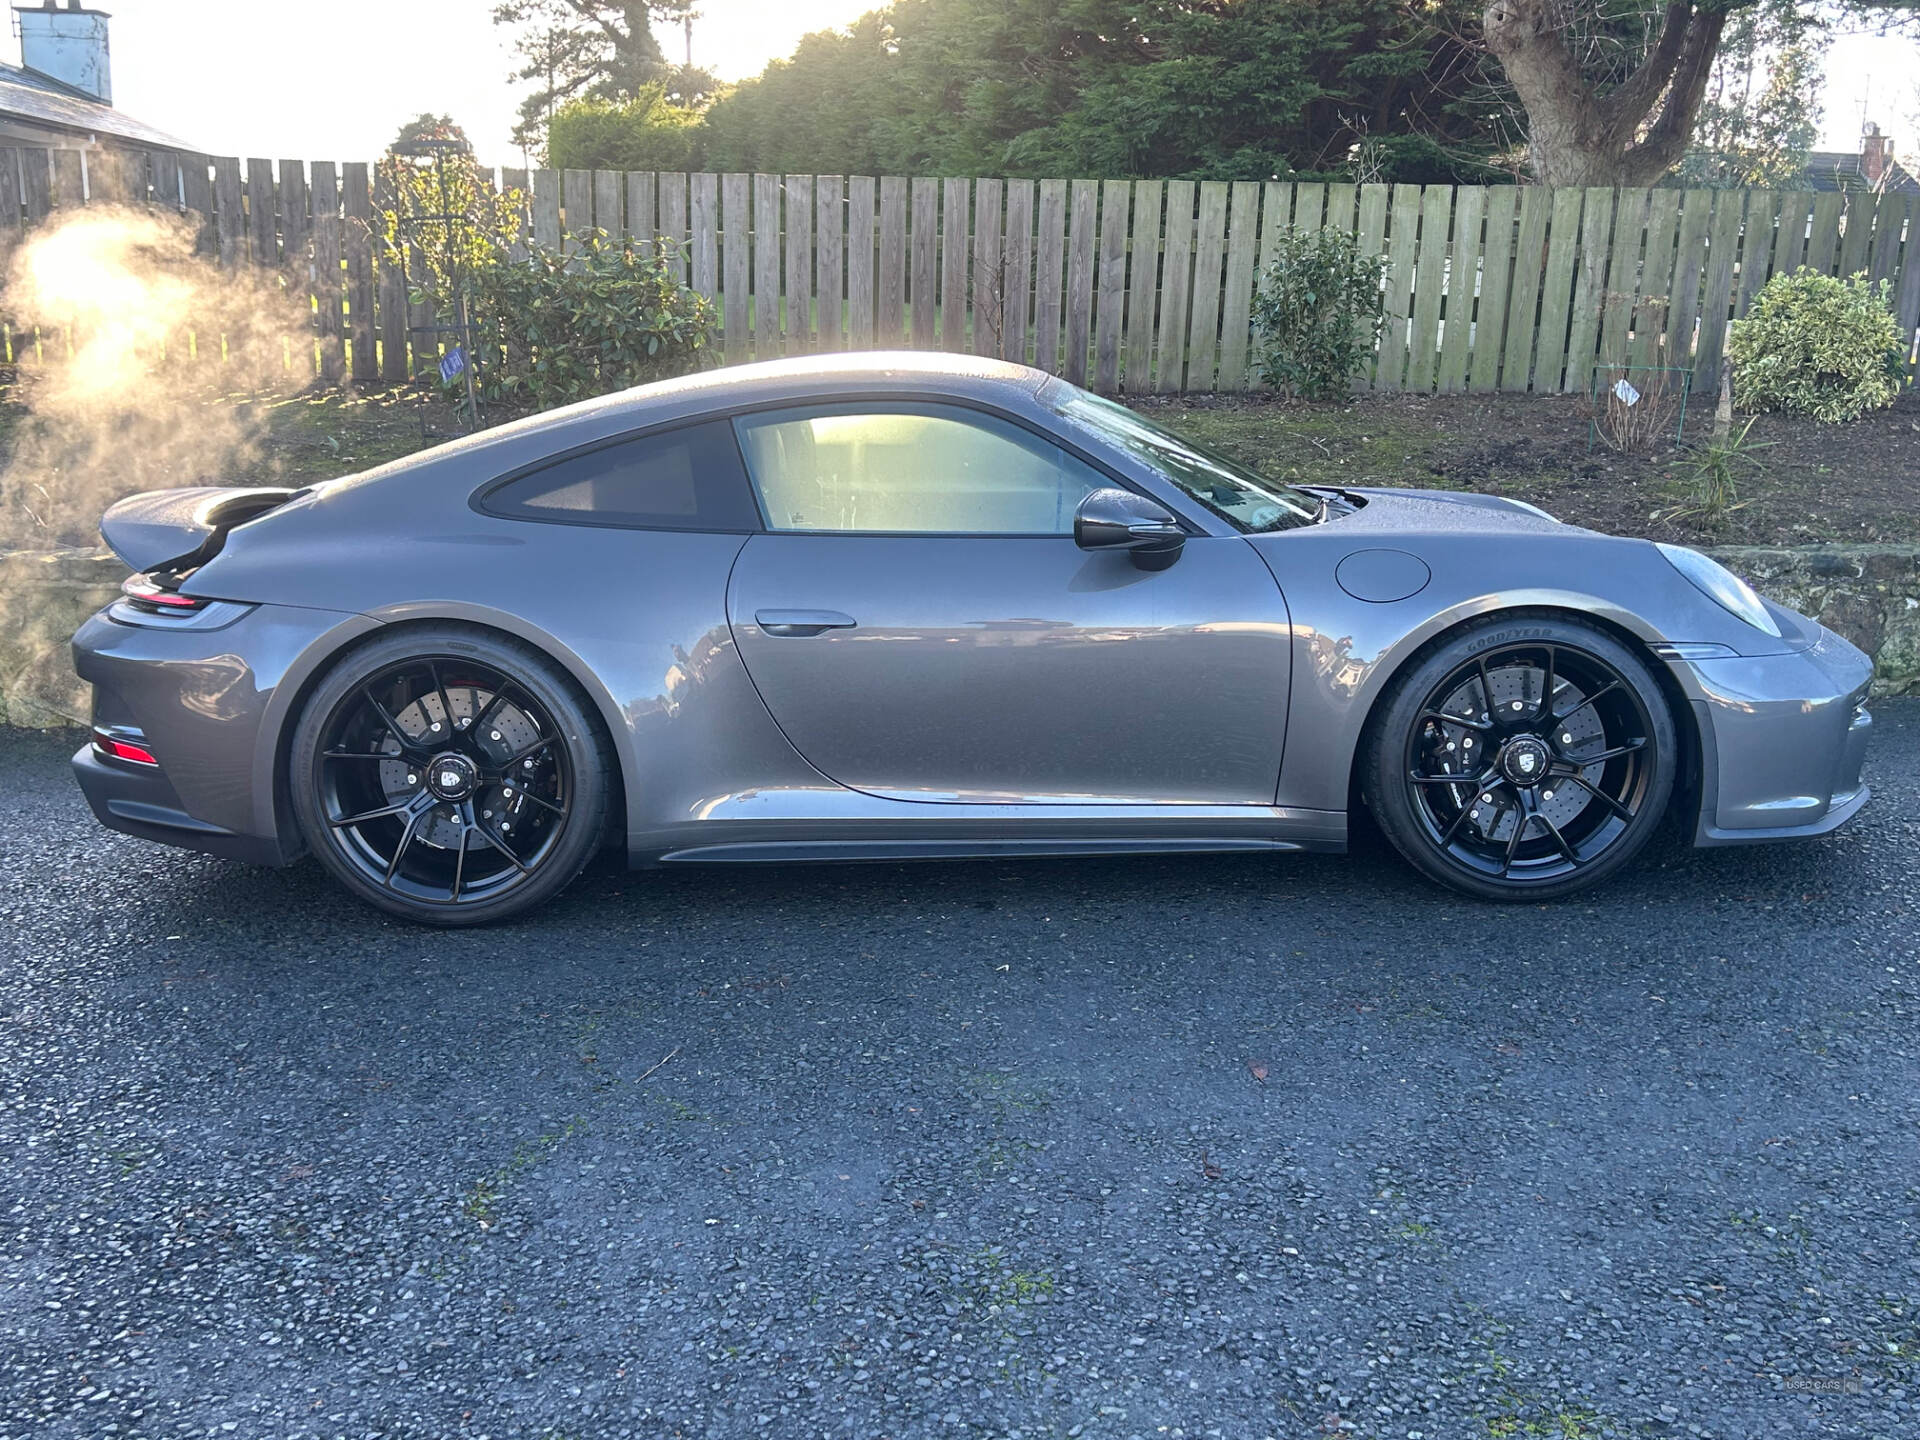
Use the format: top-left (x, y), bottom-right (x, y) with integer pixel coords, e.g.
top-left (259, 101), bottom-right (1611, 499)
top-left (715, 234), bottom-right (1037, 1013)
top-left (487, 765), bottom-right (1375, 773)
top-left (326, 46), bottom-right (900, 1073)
top-left (97, 486), bottom-right (303, 575)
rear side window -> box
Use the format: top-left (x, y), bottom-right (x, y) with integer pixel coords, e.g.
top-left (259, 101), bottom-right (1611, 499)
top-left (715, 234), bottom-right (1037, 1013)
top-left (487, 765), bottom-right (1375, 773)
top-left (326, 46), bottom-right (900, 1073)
top-left (481, 420), bottom-right (760, 532)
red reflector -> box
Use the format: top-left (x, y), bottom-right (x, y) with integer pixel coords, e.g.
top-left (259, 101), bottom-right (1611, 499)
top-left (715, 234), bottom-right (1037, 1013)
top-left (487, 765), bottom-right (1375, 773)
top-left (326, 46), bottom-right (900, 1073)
top-left (93, 732), bottom-right (159, 767)
top-left (121, 574), bottom-right (203, 610)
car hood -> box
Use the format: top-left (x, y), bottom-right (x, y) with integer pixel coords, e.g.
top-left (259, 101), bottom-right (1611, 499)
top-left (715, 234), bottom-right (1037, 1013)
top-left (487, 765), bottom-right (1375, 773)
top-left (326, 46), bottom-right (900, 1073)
top-left (1324, 485), bottom-right (1574, 536)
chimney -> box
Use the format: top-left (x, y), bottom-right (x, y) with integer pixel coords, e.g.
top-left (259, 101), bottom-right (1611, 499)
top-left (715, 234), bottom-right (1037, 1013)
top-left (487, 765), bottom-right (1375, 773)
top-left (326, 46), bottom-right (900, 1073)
top-left (1861, 122), bottom-right (1889, 189)
top-left (14, 2), bottom-right (111, 106)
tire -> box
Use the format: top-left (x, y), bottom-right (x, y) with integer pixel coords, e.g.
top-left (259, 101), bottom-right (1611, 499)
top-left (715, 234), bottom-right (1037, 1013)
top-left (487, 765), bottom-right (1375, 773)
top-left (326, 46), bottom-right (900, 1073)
top-left (1362, 614), bottom-right (1677, 901)
top-left (290, 626), bottom-right (613, 926)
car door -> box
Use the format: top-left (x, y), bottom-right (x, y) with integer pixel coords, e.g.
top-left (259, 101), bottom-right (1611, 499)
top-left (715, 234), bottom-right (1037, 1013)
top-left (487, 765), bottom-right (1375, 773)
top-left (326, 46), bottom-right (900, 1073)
top-left (725, 401), bottom-right (1292, 806)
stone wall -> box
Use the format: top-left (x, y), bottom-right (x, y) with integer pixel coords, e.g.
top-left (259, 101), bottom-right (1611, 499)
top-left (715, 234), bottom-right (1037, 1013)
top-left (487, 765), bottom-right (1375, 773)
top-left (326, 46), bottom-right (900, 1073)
top-left (0, 543), bottom-right (1914, 730)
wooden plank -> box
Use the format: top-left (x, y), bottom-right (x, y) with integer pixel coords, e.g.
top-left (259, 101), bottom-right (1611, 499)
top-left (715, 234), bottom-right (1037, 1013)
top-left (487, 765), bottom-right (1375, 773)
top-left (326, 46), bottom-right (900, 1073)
top-left (691, 171), bottom-right (719, 306)
top-left (722, 172), bottom-right (750, 363)
top-left (1562, 186), bottom-right (1615, 397)
top-left (1291, 181), bottom-right (1326, 236)
top-left (530, 168), bottom-right (561, 251)
top-left (150, 150), bottom-right (181, 210)
top-left (1894, 197), bottom-right (1920, 358)
top-left (342, 160), bottom-right (376, 382)
top-left (1088, 179), bottom-right (1126, 387)
top-left (880, 176), bottom-right (908, 348)
top-left (973, 178), bottom-right (1005, 359)
top-left (846, 174), bottom-right (875, 350)
top-left (1122, 180), bottom-right (1161, 390)
top-left (278, 158), bottom-right (309, 287)
top-left (658, 172), bottom-right (688, 281)
top-left (310, 161), bottom-right (344, 383)
top-left (499, 165), bottom-right (529, 262)
top-left (783, 174), bottom-right (812, 352)
top-left (1376, 184), bottom-right (1423, 391)
top-left (1033, 179), bottom-right (1068, 372)
top-left (813, 174), bottom-right (842, 351)
top-left (1693, 190), bottom-right (1745, 396)
top-left (1734, 188), bottom-right (1780, 319)
top-left (51, 149), bottom-right (82, 206)
top-left (373, 163), bottom-right (408, 381)
top-left (1216, 181), bottom-right (1262, 392)
top-left (1001, 179), bottom-right (1035, 364)
top-left (1182, 181), bottom-right (1229, 391)
top-left (1662, 189), bottom-right (1714, 376)
top-left (18, 148), bottom-right (48, 227)
top-left (1629, 187), bottom-right (1681, 370)
top-left (1597, 187), bottom-right (1648, 373)
top-left (1838, 192), bottom-right (1878, 280)
top-left (1867, 193), bottom-right (1911, 293)
top-left (244, 157), bottom-right (277, 266)
top-left (1352, 183), bottom-right (1389, 388)
top-left (595, 168), bottom-right (624, 235)
top-left (1436, 185), bottom-right (1484, 393)
top-left (1768, 190), bottom-right (1811, 280)
top-left (1152, 180), bottom-right (1195, 393)
top-left (626, 171), bottom-right (655, 245)
top-left (1323, 182), bottom-right (1357, 236)
top-left (1531, 187), bottom-right (1585, 393)
top-left (180, 153), bottom-right (213, 251)
top-left (1404, 185), bottom-right (1452, 392)
top-left (754, 173), bottom-right (782, 357)
top-left (211, 156), bottom-right (243, 267)
top-left (1258, 181), bottom-right (1295, 281)
top-left (562, 168), bottom-right (591, 242)
top-left (910, 177), bottom-right (938, 350)
top-left (0, 149), bottom-right (20, 237)
top-left (1468, 186), bottom-right (1517, 392)
top-left (941, 176), bottom-right (972, 353)
top-left (1497, 187), bottom-right (1549, 391)
top-left (1804, 191), bottom-right (1843, 276)
top-left (1062, 178), bottom-right (1098, 382)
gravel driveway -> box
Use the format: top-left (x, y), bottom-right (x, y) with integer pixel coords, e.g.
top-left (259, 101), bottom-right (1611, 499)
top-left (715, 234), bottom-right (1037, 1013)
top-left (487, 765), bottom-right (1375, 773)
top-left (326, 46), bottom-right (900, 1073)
top-left (3, 708), bottom-right (1917, 1440)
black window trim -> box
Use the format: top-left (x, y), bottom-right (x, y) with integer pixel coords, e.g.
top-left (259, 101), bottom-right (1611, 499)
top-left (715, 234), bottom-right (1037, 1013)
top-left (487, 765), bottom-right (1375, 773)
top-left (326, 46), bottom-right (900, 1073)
top-left (468, 393), bottom-right (1204, 540)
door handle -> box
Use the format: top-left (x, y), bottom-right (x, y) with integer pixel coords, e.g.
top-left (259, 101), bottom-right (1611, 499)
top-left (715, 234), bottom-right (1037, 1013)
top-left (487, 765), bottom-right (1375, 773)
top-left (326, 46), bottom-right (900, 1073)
top-left (754, 608), bottom-right (857, 637)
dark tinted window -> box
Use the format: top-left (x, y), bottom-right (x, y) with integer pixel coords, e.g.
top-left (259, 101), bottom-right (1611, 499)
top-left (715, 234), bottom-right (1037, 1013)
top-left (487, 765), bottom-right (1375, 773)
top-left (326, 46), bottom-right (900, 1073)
top-left (481, 420), bottom-right (760, 531)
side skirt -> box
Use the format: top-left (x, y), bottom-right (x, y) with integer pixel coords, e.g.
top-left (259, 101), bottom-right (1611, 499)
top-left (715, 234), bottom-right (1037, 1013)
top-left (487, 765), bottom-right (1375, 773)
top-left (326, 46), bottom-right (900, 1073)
top-left (654, 836), bottom-right (1307, 864)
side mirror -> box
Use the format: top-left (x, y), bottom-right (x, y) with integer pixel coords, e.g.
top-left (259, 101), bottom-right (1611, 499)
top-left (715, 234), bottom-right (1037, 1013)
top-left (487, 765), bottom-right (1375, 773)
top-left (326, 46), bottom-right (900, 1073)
top-left (1073, 488), bottom-right (1185, 569)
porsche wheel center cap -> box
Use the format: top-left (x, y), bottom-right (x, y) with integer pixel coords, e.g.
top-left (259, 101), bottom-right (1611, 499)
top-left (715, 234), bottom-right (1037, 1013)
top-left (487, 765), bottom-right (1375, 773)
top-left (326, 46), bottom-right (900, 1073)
top-left (426, 753), bottom-right (478, 801)
top-left (1499, 737), bottom-right (1551, 787)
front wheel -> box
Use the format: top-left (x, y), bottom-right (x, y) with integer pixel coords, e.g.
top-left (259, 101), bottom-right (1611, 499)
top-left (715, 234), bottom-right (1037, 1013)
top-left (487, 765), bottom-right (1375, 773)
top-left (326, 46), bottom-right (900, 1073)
top-left (1363, 617), bottom-right (1677, 901)
top-left (290, 627), bottom-right (612, 926)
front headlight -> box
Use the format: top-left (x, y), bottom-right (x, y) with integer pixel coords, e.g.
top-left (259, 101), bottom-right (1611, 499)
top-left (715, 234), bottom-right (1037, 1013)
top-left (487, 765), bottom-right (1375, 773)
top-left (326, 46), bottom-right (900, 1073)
top-left (1655, 543), bottom-right (1782, 638)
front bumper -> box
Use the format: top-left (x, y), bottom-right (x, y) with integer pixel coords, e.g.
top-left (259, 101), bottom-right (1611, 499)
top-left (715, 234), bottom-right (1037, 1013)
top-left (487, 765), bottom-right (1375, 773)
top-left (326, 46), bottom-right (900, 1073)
top-left (1673, 623), bottom-right (1874, 846)
top-left (70, 598), bottom-right (376, 865)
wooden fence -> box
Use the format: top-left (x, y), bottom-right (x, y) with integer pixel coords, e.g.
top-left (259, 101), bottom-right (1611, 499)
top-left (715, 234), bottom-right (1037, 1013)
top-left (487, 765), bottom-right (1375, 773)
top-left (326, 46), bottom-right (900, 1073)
top-left (4, 146), bottom-right (1919, 398)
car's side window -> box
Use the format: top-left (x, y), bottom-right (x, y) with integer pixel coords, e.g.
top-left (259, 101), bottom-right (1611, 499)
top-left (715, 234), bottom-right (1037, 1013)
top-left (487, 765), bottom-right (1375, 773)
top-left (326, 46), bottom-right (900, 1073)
top-left (481, 419), bottom-right (760, 532)
top-left (733, 404), bottom-right (1108, 535)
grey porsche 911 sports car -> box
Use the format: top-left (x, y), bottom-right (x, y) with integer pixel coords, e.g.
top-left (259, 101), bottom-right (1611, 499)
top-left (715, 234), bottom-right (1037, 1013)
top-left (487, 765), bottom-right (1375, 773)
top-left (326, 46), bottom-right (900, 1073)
top-left (72, 353), bottom-right (1873, 925)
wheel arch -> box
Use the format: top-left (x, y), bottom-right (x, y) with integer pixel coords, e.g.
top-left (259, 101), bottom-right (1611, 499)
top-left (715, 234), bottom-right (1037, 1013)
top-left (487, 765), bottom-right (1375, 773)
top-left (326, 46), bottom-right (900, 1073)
top-left (260, 604), bottom-right (634, 857)
top-left (1342, 600), bottom-right (1703, 824)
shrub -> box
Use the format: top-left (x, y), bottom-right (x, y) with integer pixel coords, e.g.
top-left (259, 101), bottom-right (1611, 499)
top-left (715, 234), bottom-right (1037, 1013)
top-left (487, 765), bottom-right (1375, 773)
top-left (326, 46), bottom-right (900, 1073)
top-left (1727, 268), bottom-right (1904, 423)
top-left (547, 89), bottom-right (705, 174)
top-left (1248, 228), bottom-right (1388, 399)
top-left (469, 231), bottom-right (719, 410)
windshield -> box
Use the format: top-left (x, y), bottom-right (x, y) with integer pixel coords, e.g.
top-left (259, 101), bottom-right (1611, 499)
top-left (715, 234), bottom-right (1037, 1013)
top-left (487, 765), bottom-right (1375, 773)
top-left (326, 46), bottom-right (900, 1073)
top-left (1051, 390), bottom-right (1323, 533)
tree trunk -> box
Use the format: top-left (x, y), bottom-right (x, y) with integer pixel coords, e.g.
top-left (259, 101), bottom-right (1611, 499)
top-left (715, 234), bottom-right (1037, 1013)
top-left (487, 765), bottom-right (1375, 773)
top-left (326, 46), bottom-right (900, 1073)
top-left (1484, 0), bottom-right (1735, 187)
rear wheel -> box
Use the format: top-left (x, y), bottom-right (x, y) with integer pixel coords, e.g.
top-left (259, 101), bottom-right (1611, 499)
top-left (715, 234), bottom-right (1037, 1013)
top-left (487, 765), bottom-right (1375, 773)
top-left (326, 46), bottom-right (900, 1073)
top-left (290, 628), bottom-right (612, 926)
top-left (1363, 616), bottom-right (1676, 900)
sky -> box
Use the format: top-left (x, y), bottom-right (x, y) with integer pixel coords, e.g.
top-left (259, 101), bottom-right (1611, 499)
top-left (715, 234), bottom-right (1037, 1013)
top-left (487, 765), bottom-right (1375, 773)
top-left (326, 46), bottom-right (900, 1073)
top-left (27, 1), bottom-right (1920, 169)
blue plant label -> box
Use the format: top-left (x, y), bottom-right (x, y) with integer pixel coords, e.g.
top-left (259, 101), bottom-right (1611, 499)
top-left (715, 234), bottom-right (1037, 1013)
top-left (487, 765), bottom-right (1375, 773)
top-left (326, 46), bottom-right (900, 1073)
top-left (439, 346), bottom-right (467, 383)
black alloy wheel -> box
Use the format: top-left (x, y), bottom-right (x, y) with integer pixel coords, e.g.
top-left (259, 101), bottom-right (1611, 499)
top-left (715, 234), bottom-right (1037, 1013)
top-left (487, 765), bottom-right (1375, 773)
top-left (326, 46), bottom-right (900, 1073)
top-left (291, 628), bottom-right (611, 925)
top-left (1365, 617), bottom-right (1676, 900)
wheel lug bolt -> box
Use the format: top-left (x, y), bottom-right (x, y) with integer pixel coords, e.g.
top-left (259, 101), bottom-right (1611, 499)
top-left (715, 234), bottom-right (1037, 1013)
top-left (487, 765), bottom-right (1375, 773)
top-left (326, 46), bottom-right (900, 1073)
top-left (406, 773), bottom-right (417, 785)
top-left (1561, 732), bottom-right (1572, 744)
top-left (523, 759), bottom-right (533, 769)
top-left (491, 730), bottom-right (502, 741)
top-left (501, 823), bottom-right (511, 833)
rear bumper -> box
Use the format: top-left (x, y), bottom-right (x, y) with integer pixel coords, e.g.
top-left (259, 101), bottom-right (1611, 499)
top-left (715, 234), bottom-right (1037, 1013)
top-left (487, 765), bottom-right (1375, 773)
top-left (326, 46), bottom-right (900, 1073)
top-left (1675, 624), bottom-right (1874, 846)
top-left (70, 598), bottom-right (376, 865)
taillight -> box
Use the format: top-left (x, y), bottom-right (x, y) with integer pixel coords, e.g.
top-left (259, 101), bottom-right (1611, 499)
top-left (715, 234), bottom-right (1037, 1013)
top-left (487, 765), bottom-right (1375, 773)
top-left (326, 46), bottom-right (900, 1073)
top-left (93, 729), bottom-right (159, 766)
top-left (121, 573), bottom-right (207, 613)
